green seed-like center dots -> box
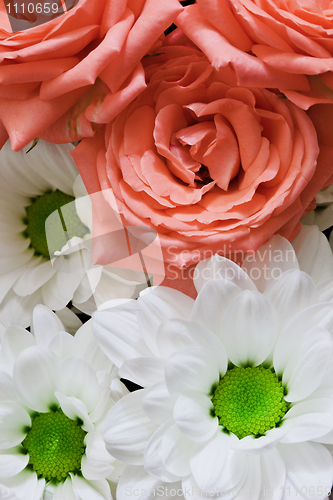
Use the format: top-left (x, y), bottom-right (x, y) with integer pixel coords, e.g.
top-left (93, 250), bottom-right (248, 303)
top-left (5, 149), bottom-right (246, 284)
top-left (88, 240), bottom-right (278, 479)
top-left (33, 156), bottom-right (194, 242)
top-left (22, 409), bottom-right (87, 482)
top-left (23, 190), bottom-right (89, 259)
top-left (211, 366), bottom-right (289, 439)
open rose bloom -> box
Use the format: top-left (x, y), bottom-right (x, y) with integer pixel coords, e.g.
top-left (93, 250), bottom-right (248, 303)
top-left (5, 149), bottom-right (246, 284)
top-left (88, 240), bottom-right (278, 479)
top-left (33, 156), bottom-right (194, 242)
top-left (177, 0), bottom-right (333, 110)
top-left (0, 0), bottom-right (182, 150)
top-left (73, 39), bottom-right (333, 270)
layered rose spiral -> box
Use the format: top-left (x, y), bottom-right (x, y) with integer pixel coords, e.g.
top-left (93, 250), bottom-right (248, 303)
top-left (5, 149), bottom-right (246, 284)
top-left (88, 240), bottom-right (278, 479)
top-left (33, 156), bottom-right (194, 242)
top-left (177, 0), bottom-right (333, 110)
top-left (73, 39), bottom-right (333, 269)
top-left (0, 0), bottom-right (182, 150)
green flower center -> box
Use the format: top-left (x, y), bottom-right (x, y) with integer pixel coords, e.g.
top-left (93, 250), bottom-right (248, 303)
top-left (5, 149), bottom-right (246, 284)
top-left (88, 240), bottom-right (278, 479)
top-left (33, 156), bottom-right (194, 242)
top-left (23, 190), bottom-right (89, 259)
top-left (211, 366), bottom-right (289, 439)
top-left (22, 409), bottom-right (87, 482)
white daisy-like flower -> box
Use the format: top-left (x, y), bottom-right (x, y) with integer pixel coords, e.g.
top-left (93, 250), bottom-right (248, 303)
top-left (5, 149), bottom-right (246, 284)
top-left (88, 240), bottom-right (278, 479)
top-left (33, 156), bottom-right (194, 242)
top-left (93, 225), bottom-right (333, 500)
top-left (0, 139), bottom-right (149, 327)
top-left (0, 304), bottom-right (127, 500)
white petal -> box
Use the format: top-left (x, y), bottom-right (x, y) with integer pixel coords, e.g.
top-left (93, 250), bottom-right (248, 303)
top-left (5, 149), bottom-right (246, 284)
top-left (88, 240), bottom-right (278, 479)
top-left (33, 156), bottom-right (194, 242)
top-left (273, 303), bottom-right (333, 375)
top-left (13, 261), bottom-right (56, 297)
top-left (0, 447), bottom-right (29, 477)
top-left (173, 390), bottom-right (218, 442)
top-left (231, 454), bottom-right (261, 500)
top-left (0, 250), bottom-right (35, 274)
top-left (72, 265), bottom-right (100, 306)
top-left (55, 392), bottom-right (94, 433)
top-left (108, 378), bottom-right (130, 405)
top-left (93, 300), bottom-right (152, 367)
top-left (317, 278), bottom-right (333, 303)
top-left (88, 372), bottom-right (112, 424)
top-left (277, 442), bottom-right (333, 499)
top-left (0, 288), bottom-right (43, 328)
top-left (242, 235), bottom-right (299, 293)
top-left (71, 476), bottom-right (112, 500)
top-left (1, 326), bottom-right (35, 365)
top-left (56, 357), bottom-right (99, 413)
top-left (13, 346), bottom-right (59, 412)
top-left (142, 380), bottom-right (176, 425)
top-left (194, 255), bottom-right (256, 294)
top-left (0, 233), bottom-right (30, 257)
top-left (81, 432), bottom-right (113, 480)
top-left (48, 332), bottom-right (84, 360)
top-left (264, 270), bottom-right (318, 330)
top-left (104, 390), bottom-right (158, 465)
top-left (232, 426), bottom-right (287, 455)
top-left (73, 176), bottom-right (90, 226)
top-left (32, 304), bottom-right (65, 347)
top-left (281, 398), bottom-right (333, 443)
top-left (0, 315), bottom-right (9, 339)
top-left (137, 287), bottom-right (194, 355)
top-left (166, 346), bottom-right (219, 397)
top-left (77, 266), bottom-right (140, 310)
top-left (190, 431), bottom-right (233, 490)
top-left (0, 366), bottom-right (16, 402)
top-left (25, 141), bottom-right (77, 194)
top-left (53, 477), bottom-right (76, 500)
top-left (259, 448), bottom-right (286, 500)
top-left (75, 319), bottom-right (114, 374)
top-left (0, 267), bottom-right (28, 303)
top-left (1, 141), bottom-right (48, 194)
top-left (161, 423), bottom-right (193, 477)
top-left (183, 456), bottom-right (247, 498)
top-left (144, 420), bottom-right (182, 482)
top-left (292, 225), bottom-right (333, 285)
top-left (221, 290), bottom-right (278, 366)
top-left (0, 469), bottom-right (45, 500)
top-left (157, 319), bottom-right (228, 375)
top-left (0, 402), bottom-right (31, 448)
top-left (313, 428), bottom-right (333, 445)
top-left (41, 262), bottom-right (84, 310)
top-left (0, 204), bottom-right (28, 233)
top-left (119, 357), bottom-right (165, 388)
top-left (191, 279), bottom-right (242, 336)
top-left (282, 327), bottom-right (333, 402)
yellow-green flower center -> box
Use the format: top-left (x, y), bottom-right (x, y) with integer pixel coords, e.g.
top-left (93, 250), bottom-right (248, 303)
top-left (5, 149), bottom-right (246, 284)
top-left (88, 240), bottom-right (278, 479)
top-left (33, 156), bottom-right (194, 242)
top-left (211, 366), bottom-right (289, 439)
top-left (22, 409), bottom-right (87, 482)
top-left (23, 190), bottom-right (89, 259)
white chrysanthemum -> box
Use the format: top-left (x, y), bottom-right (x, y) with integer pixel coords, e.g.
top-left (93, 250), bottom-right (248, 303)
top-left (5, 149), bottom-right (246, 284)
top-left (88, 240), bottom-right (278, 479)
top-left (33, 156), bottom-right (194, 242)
top-left (0, 304), bottom-right (127, 500)
top-left (0, 139), bottom-right (149, 327)
top-left (93, 226), bottom-right (333, 500)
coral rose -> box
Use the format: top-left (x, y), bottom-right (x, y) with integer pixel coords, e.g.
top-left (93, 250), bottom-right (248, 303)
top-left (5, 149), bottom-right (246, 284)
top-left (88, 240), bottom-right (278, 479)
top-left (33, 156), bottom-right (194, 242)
top-left (0, 0), bottom-right (182, 150)
top-left (177, 0), bottom-right (333, 110)
top-left (72, 39), bottom-right (333, 270)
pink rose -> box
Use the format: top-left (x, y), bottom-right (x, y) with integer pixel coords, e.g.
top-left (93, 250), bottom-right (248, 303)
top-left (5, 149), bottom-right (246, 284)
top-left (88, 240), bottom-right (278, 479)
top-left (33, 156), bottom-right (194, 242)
top-left (0, 0), bottom-right (182, 150)
top-left (72, 38), bottom-right (333, 270)
top-left (177, 0), bottom-right (333, 110)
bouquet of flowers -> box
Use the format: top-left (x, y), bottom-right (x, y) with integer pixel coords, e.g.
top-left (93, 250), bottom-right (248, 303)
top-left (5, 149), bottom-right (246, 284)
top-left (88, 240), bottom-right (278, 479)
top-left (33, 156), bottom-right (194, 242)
top-left (0, 1), bottom-right (333, 499)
